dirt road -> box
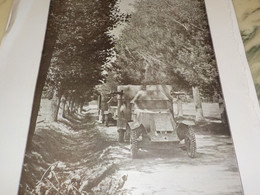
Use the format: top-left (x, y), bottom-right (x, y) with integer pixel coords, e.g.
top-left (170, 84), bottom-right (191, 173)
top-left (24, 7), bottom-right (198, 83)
top-left (96, 125), bottom-right (243, 195)
top-left (19, 104), bottom-right (243, 194)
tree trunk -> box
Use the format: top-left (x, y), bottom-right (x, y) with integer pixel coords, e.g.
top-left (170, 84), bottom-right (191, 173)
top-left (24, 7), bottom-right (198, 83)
top-left (80, 102), bottom-right (83, 113)
top-left (59, 95), bottom-right (66, 119)
top-left (72, 101), bottom-right (77, 113)
top-left (177, 97), bottom-right (183, 117)
top-left (69, 99), bottom-right (74, 114)
top-left (77, 102), bottom-right (81, 113)
top-left (50, 90), bottom-right (60, 122)
top-left (63, 97), bottom-right (68, 118)
top-left (218, 96), bottom-right (227, 124)
top-left (55, 95), bottom-right (62, 121)
top-left (192, 86), bottom-right (203, 121)
top-left (79, 98), bottom-right (84, 113)
top-left (26, 0), bottom-right (63, 145)
top-left (68, 99), bottom-right (71, 113)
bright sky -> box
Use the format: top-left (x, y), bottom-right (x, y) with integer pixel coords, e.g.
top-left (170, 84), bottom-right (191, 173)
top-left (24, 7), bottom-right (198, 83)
top-left (118, 0), bottom-right (135, 13)
top-left (111, 0), bottom-right (135, 38)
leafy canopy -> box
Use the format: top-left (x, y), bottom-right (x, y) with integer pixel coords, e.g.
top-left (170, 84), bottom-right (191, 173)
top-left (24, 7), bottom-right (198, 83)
top-left (108, 0), bottom-right (220, 97)
top-left (44, 0), bottom-right (125, 100)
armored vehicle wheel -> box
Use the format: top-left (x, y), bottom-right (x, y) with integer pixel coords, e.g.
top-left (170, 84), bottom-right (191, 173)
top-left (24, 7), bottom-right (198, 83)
top-left (118, 129), bottom-right (125, 143)
top-left (185, 127), bottom-right (196, 158)
top-left (131, 130), bottom-right (138, 159)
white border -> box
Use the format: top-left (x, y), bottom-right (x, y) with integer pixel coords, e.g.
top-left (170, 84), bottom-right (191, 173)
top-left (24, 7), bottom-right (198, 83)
top-left (205, 0), bottom-right (260, 194)
top-left (0, 0), bottom-right (260, 194)
top-left (0, 0), bottom-right (50, 194)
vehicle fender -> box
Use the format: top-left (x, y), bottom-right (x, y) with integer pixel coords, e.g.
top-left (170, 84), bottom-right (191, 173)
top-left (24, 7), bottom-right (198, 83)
top-left (128, 121), bottom-right (145, 138)
top-left (181, 120), bottom-right (195, 126)
top-left (176, 122), bottom-right (189, 141)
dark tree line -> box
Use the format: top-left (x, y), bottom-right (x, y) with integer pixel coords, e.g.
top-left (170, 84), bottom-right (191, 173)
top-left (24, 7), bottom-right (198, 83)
top-left (28, 0), bottom-right (125, 142)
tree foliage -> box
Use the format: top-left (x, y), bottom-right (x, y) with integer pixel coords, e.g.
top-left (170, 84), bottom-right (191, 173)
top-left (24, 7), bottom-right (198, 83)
top-left (108, 0), bottom-right (220, 97)
top-left (43, 0), bottom-right (125, 101)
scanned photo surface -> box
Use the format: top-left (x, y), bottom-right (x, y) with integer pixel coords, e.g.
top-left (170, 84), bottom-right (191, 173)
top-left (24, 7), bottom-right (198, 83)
top-left (233, 0), bottom-right (260, 105)
top-left (19, 0), bottom-right (243, 194)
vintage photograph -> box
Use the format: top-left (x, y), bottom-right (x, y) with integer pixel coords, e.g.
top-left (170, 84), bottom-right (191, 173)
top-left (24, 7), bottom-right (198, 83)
top-left (232, 0), bottom-right (260, 105)
top-left (19, 0), bottom-right (243, 194)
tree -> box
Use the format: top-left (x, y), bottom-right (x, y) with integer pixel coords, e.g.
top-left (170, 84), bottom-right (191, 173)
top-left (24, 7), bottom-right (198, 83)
top-left (27, 0), bottom-right (67, 144)
top-left (41, 0), bottom-right (126, 121)
top-left (111, 0), bottom-right (219, 90)
top-left (27, 0), bottom-right (125, 142)
top-left (105, 0), bottom-right (221, 120)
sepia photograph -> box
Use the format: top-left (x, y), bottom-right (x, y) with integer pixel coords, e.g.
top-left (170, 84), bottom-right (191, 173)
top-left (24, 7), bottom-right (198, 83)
top-left (16, 0), bottom-right (244, 194)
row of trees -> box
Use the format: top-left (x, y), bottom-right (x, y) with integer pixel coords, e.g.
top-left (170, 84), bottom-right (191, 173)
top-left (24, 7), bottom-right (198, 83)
top-left (44, 0), bottom-right (127, 119)
top-left (46, 0), bottom-right (127, 121)
top-left (28, 0), bottom-right (126, 141)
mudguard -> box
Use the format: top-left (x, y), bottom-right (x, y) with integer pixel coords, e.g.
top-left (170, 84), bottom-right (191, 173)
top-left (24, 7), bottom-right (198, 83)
top-left (176, 123), bottom-right (189, 141)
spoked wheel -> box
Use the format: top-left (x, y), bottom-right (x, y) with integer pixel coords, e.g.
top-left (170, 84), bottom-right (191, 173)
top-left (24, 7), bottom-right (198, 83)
top-left (118, 129), bottom-right (125, 143)
top-left (185, 127), bottom-right (196, 158)
top-left (131, 130), bottom-right (138, 159)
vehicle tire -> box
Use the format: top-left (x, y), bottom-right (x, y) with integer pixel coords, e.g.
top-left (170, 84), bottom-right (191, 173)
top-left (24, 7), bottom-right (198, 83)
top-left (185, 127), bottom-right (196, 158)
top-left (131, 130), bottom-right (138, 159)
top-left (118, 129), bottom-right (125, 143)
